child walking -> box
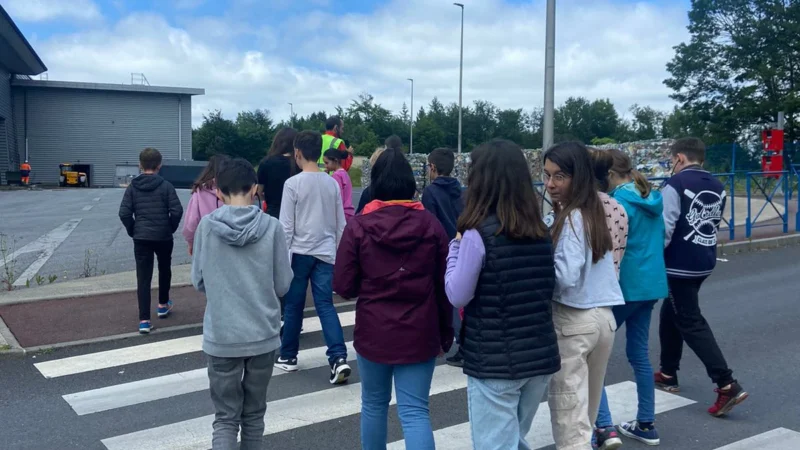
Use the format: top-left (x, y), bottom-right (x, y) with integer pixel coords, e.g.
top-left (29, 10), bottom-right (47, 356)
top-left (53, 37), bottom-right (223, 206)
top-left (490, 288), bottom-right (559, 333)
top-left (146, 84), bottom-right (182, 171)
top-left (183, 154), bottom-right (229, 256)
top-left (119, 147), bottom-right (184, 334)
top-left (191, 157), bottom-right (293, 449)
top-left (334, 148), bottom-right (453, 450)
top-left (446, 139), bottom-right (559, 450)
top-left (278, 131), bottom-right (351, 384)
top-left (324, 148), bottom-right (355, 220)
top-left (543, 141), bottom-right (624, 449)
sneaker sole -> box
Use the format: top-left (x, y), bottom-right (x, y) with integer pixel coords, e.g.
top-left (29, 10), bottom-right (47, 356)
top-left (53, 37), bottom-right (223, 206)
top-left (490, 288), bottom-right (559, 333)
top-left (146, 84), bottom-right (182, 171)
top-left (139, 328), bottom-right (151, 334)
top-left (275, 363), bottom-right (298, 372)
top-left (157, 311), bottom-right (170, 318)
top-left (330, 366), bottom-right (351, 385)
top-left (710, 391), bottom-right (749, 417)
top-left (655, 382), bottom-right (680, 393)
top-left (617, 428), bottom-right (660, 446)
top-left (599, 438), bottom-right (623, 450)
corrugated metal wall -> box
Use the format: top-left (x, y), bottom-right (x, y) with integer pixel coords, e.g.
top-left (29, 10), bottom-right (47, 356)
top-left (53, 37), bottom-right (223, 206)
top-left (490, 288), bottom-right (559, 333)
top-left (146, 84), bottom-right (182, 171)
top-left (0, 67), bottom-right (13, 184)
top-left (12, 87), bottom-right (193, 186)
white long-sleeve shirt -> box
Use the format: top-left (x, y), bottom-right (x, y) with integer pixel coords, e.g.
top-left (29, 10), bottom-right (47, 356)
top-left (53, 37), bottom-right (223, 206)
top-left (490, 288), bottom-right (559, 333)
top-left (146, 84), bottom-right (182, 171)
top-left (553, 210), bottom-right (624, 309)
top-left (279, 172), bottom-right (346, 265)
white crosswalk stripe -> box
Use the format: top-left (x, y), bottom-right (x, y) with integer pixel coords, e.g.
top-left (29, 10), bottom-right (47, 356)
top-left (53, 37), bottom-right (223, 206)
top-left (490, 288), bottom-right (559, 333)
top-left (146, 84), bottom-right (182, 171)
top-left (32, 307), bottom-right (791, 450)
top-left (33, 310), bottom-right (357, 378)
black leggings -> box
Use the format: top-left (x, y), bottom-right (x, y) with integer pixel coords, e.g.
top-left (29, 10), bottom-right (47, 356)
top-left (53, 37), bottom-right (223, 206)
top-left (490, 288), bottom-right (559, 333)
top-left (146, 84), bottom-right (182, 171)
top-left (134, 239), bottom-right (174, 321)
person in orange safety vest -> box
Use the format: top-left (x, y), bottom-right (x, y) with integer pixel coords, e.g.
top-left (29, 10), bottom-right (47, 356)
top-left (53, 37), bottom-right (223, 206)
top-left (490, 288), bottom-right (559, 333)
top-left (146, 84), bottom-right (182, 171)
top-left (20, 161), bottom-right (31, 185)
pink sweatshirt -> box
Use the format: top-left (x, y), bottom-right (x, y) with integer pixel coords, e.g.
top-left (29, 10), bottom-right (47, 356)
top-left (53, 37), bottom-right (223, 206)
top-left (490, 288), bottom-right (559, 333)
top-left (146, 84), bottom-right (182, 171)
top-left (599, 191), bottom-right (628, 277)
top-left (331, 169), bottom-right (354, 219)
top-left (182, 186), bottom-right (220, 246)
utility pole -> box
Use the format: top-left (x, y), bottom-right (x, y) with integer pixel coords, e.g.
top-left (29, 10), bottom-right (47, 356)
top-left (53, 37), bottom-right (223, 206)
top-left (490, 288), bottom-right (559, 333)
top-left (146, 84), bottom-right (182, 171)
top-left (454, 2), bottom-right (464, 153)
top-left (408, 78), bottom-right (414, 154)
top-left (288, 102), bottom-right (294, 128)
top-left (542, 0), bottom-right (556, 152)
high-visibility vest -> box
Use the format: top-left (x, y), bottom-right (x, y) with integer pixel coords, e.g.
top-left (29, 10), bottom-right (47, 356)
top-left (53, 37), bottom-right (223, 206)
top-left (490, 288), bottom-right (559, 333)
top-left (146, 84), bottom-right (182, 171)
top-left (319, 134), bottom-right (344, 170)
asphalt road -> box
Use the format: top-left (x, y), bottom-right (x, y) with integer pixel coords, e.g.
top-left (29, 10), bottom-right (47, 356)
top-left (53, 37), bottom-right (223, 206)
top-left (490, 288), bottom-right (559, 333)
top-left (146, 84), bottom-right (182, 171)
top-left (0, 187), bottom-right (363, 287)
top-left (0, 245), bottom-right (798, 449)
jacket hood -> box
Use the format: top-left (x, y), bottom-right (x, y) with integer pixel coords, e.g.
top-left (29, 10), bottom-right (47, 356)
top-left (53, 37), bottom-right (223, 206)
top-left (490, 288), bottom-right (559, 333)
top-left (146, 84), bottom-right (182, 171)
top-left (359, 203), bottom-right (431, 252)
top-left (205, 205), bottom-right (268, 247)
top-left (613, 182), bottom-right (663, 217)
top-left (432, 177), bottom-right (463, 200)
top-left (132, 174), bottom-right (165, 192)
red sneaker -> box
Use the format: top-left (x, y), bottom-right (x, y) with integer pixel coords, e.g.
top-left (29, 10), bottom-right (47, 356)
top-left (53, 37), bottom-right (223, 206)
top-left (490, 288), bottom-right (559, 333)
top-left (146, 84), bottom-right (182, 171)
top-left (654, 371), bottom-right (680, 392)
top-left (708, 381), bottom-right (748, 417)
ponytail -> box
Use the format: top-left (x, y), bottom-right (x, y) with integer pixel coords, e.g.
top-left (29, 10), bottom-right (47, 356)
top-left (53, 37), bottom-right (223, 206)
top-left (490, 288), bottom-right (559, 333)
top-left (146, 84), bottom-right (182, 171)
top-left (324, 148), bottom-right (349, 162)
top-left (631, 169), bottom-right (651, 198)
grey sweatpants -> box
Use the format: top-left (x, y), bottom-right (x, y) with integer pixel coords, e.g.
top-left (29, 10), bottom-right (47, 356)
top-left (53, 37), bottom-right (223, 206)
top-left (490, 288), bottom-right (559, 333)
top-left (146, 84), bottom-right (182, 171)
top-left (207, 351), bottom-right (276, 450)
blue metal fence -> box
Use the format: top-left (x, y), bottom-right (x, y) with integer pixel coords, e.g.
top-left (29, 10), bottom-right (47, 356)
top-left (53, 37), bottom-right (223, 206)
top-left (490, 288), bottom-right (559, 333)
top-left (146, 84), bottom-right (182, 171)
top-left (745, 171), bottom-right (790, 238)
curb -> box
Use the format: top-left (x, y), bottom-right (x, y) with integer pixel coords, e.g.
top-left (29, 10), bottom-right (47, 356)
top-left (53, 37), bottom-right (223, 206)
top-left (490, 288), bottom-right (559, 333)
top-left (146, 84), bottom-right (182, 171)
top-left (718, 234), bottom-right (800, 254)
top-left (0, 281), bottom-right (193, 307)
top-left (0, 300), bottom-right (357, 357)
top-left (0, 315), bottom-right (25, 359)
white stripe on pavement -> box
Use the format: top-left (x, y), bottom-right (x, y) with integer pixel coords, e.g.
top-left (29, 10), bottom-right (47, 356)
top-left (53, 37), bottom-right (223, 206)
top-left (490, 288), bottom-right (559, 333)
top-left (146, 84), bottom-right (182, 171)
top-left (8, 219), bottom-right (82, 286)
top-left (388, 380), bottom-right (696, 450)
top-left (713, 428), bottom-right (800, 450)
top-left (82, 205), bottom-right (93, 211)
top-left (64, 341), bottom-right (357, 415)
top-left (101, 364), bottom-right (466, 450)
top-left (35, 310), bottom-right (357, 378)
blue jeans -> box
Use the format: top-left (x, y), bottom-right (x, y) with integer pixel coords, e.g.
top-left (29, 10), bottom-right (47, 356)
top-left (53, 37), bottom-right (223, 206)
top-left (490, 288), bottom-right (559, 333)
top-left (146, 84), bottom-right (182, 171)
top-left (358, 355), bottom-right (436, 450)
top-left (596, 300), bottom-right (658, 427)
top-left (468, 374), bottom-right (551, 450)
top-left (280, 254), bottom-right (347, 365)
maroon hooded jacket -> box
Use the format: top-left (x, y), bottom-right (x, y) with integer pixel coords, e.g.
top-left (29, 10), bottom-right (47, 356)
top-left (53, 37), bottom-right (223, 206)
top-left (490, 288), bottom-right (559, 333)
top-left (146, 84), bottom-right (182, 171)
top-left (334, 201), bottom-right (454, 365)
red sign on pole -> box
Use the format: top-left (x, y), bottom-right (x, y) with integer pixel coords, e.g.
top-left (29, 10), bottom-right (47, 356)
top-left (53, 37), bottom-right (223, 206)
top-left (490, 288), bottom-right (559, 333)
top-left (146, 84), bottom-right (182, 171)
top-left (761, 129), bottom-right (784, 177)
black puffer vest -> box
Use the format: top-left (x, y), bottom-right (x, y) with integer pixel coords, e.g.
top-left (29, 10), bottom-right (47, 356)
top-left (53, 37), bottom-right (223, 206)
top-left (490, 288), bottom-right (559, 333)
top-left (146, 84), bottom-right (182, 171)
top-left (461, 216), bottom-right (561, 379)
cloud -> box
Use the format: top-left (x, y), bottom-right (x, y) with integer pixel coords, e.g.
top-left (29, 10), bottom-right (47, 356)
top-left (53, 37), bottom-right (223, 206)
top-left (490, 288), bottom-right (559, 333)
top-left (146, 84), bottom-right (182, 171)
top-left (28, 0), bottom-right (690, 127)
top-left (4, 0), bottom-right (102, 22)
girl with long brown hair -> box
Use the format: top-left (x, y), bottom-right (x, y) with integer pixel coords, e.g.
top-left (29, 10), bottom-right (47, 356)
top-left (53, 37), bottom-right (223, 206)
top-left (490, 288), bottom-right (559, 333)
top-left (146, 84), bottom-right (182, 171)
top-left (182, 154), bottom-right (230, 255)
top-left (542, 141), bottom-right (624, 449)
top-left (257, 127), bottom-right (298, 218)
top-left (445, 139), bottom-right (559, 449)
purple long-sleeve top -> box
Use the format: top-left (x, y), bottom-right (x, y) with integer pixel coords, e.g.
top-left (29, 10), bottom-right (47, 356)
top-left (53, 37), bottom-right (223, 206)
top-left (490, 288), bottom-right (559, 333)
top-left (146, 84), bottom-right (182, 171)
top-left (445, 229), bottom-right (486, 309)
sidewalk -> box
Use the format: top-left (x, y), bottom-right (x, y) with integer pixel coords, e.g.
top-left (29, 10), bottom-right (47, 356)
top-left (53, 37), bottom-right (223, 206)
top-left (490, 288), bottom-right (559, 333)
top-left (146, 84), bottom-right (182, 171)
top-left (0, 264), bottom-right (351, 350)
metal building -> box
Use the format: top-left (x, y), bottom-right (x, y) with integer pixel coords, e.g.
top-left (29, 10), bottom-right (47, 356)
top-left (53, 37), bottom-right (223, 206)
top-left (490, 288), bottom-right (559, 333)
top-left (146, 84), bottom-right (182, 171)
top-left (0, 5), bottom-right (204, 187)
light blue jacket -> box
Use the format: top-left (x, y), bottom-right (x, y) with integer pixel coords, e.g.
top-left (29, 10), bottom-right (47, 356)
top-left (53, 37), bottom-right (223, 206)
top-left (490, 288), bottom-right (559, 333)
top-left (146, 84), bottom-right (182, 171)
top-left (610, 182), bottom-right (668, 302)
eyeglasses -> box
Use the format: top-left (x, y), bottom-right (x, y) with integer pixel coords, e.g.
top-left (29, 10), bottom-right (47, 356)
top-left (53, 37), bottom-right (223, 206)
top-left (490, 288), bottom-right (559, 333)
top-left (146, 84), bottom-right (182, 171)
top-left (542, 172), bottom-right (570, 185)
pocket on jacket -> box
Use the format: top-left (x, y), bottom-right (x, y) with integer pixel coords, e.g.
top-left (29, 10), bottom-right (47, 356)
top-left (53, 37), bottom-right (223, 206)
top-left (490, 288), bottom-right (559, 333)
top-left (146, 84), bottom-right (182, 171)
top-left (561, 323), bottom-right (597, 337)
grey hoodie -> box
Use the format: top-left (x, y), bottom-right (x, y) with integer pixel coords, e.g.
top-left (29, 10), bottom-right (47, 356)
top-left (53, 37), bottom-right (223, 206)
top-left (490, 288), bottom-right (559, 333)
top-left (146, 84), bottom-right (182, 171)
top-left (192, 205), bottom-right (293, 358)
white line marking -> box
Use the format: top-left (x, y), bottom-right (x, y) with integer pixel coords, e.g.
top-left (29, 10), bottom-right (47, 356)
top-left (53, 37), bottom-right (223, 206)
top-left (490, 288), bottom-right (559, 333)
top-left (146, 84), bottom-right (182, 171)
top-left (93, 197), bottom-right (101, 202)
top-left (388, 380), bottom-right (696, 450)
top-left (34, 310), bottom-right (357, 378)
top-left (82, 205), bottom-right (93, 211)
top-left (713, 428), bottom-right (800, 450)
top-left (10, 219), bottom-right (82, 286)
top-left (64, 341), bottom-right (357, 415)
top-left (101, 364), bottom-right (466, 450)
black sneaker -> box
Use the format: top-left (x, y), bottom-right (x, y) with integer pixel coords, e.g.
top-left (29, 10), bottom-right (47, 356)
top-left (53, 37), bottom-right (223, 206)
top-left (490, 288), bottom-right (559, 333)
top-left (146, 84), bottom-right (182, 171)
top-left (654, 371), bottom-right (680, 392)
top-left (446, 348), bottom-right (464, 367)
top-left (330, 357), bottom-right (351, 385)
top-left (595, 427), bottom-right (623, 450)
top-left (275, 356), bottom-right (298, 372)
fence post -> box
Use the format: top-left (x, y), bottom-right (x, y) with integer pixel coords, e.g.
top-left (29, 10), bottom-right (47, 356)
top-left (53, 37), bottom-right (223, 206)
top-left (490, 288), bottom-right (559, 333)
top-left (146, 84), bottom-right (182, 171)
top-left (784, 173), bottom-right (790, 234)
top-left (746, 174), bottom-right (752, 238)
top-left (731, 142), bottom-right (737, 174)
top-left (796, 169), bottom-right (800, 232)
top-left (729, 175), bottom-right (735, 241)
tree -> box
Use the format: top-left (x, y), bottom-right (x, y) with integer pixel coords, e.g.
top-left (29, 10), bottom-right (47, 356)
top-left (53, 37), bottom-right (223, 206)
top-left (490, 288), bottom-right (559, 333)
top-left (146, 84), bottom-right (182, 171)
top-left (235, 109), bottom-right (274, 163)
top-left (665, 0), bottom-right (800, 143)
top-left (629, 104), bottom-right (665, 141)
top-left (192, 110), bottom-right (240, 161)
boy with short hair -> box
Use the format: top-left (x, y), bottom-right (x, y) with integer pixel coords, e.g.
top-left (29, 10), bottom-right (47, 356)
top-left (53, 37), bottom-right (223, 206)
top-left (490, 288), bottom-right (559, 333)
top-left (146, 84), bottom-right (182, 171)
top-left (657, 137), bottom-right (748, 417)
top-left (277, 131), bottom-right (351, 384)
top-left (191, 157), bottom-right (293, 447)
top-left (422, 147), bottom-right (465, 367)
top-left (119, 147), bottom-right (183, 334)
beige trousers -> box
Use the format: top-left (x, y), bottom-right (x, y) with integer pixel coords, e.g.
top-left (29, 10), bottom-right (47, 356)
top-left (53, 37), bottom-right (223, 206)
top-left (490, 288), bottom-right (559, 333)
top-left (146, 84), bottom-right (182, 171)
top-left (548, 302), bottom-right (617, 450)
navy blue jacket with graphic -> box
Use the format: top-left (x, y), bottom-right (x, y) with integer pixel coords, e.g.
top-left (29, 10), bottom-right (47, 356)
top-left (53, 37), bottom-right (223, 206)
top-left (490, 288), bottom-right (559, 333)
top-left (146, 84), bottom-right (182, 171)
top-left (662, 166), bottom-right (726, 279)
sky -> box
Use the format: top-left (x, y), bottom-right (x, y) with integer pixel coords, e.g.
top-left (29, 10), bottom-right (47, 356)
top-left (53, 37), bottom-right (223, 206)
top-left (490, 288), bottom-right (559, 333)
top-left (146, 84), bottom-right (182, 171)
top-left (6, 0), bottom-right (693, 128)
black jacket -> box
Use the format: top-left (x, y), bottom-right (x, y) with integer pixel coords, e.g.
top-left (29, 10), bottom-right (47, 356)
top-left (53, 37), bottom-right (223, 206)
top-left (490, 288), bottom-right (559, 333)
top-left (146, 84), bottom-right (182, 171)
top-left (356, 185), bottom-right (373, 215)
top-left (257, 156), bottom-right (293, 219)
top-left (119, 174), bottom-right (184, 241)
top-left (461, 216), bottom-right (561, 380)
top-left (421, 177), bottom-right (463, 240)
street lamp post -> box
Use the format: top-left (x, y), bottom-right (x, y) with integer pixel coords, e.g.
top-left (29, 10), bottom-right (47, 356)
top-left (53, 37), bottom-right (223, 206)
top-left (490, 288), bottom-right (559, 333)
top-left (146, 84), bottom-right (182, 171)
top-left (454, 2), bottom-right (464, 153)
top-left (288, 102), bottom-right (294, 128)
top-left (542, 0), bottom-right (556, 152)
top-left (408, 78), bottom-right (414, 154)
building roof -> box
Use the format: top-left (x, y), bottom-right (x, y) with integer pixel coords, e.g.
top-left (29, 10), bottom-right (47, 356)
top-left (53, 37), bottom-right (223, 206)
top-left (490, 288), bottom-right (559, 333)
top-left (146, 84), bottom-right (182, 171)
top-left (0, 5), bottom-right (47, 75)
top-left (11, 79), bottom-right (205, 96)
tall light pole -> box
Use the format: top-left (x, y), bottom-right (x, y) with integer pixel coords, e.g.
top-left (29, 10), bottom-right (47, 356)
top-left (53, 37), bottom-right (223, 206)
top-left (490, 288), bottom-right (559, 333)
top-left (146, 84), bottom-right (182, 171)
top-left (288, 102), bottom-right (294, 128)
top-left (408, 78), bottom-right (414, 154)
top-left (542, 0), bottom-right (556, 152)
top-left (454, 2), bottom-right (464, 153)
